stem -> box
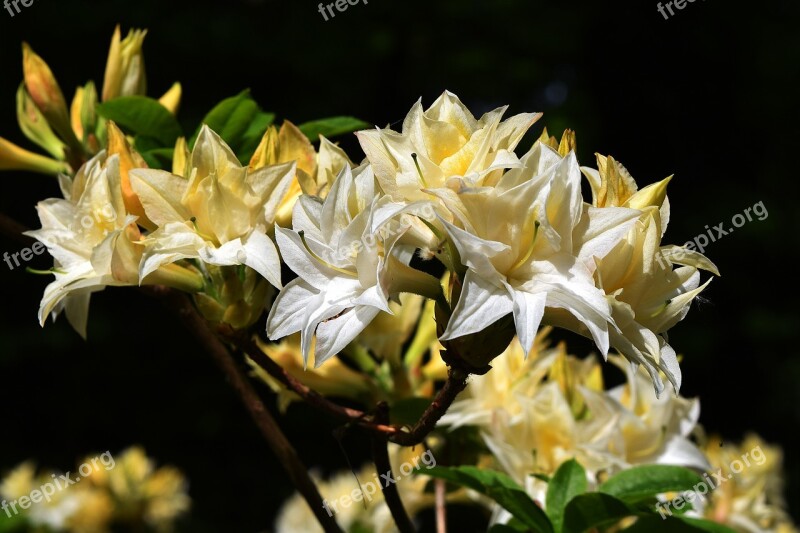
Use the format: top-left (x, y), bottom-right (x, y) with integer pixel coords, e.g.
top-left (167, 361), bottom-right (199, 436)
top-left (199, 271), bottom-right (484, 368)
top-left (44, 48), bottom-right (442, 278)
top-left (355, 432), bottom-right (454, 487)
top-left (371, 403), bottom-right (416, 533)
top-left (234, 331), bottom-right (470, 446)
top-left (435, 478), bottom-right (447, 533)
top-left (145, 286), bottom-right (342, 533)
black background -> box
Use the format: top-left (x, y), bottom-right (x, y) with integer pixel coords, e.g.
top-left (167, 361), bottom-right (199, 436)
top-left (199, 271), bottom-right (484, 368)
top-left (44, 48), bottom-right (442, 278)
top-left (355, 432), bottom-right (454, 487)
top-left (0, 0), bottom-right (798, 530)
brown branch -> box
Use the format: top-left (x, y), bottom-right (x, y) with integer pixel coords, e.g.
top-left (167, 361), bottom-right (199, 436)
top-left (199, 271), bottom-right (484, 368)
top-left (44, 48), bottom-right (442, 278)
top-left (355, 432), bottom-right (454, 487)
top-left (371, 403), bottom-right (416, 533)
top-left (231, 331), bottom-right (469, 446)
top-left (146, 286), bottom-right (343, 533)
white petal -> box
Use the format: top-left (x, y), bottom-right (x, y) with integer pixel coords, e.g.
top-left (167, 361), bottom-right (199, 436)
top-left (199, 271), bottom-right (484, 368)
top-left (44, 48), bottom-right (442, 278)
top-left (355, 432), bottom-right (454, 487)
top-left (441, 270), bottom-right (513, 340)
top-left (314, 305), bottom-right (382, 367)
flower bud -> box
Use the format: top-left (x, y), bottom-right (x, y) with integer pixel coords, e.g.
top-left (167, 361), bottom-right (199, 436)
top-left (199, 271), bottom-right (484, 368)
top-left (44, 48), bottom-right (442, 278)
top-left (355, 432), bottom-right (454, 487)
top-left (0, 136), bottom-right (69, 175)
top-left (22, 43), bottom-right (78, 148)
top-left (102, 25), bottom-right (148, 101)
top-left (16, 84), bottom-right (65, 160)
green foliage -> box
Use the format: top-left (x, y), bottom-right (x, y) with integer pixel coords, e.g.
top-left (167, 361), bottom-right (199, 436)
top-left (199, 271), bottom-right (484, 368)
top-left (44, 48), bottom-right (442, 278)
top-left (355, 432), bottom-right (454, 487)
top-left (419, 461), bottom-right (737, 533)
top-left (298, 116), bottom-right (370, 141)
top-left (191, 90), bottom-right (276, 163)
top-left (546, 459), bottom-right (587, 533)
top-left (423, 465), bottom-right (553, 533)
top-left (598, 465), bottom-right (704, 504)
top-left (96, 96), bottom-right (183, 146)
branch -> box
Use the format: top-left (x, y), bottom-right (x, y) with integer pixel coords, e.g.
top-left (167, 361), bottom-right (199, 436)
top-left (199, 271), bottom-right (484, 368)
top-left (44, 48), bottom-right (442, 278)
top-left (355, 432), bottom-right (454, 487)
top-left (146, 286), bottom-right (343, 533)
top-left (371, 403), bottom-right (416, 533)
top-left (231, 332), bottom-right (469, 446)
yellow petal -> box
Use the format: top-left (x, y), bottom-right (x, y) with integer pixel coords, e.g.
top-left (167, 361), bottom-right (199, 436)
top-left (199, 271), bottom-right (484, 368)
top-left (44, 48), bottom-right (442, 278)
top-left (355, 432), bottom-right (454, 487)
top-left (158, 82), bottom-right (182, 114)
top-left (106, 121), bottom-right (154, 229)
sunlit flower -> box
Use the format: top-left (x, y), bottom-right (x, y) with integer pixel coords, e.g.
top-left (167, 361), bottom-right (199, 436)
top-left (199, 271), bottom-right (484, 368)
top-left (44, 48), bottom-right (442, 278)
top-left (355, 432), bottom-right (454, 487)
top-left (267, 163), bottom-right (441, 367)
top-left (25, 151), bottom-right (202, 337)
top-left (129, 126), bottom-right (292, 289)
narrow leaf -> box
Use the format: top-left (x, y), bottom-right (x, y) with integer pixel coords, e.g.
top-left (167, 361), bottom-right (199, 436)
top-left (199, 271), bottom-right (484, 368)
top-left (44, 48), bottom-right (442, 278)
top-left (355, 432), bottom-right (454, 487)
top-left (298, 116), bottom-right (370, 141)
top-left (546, 459), bottom-right (588, 533)
top-left (96, 96), bottom-right (182, 146)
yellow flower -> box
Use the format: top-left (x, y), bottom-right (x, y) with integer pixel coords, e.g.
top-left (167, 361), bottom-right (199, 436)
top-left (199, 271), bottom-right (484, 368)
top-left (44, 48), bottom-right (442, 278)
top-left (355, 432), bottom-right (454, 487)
top-left (248, 333), bottom-right (374, 411)
top-left (701, 435), bottom-right (797, 532)
top-left (249, 121), bottom-right (353, 226)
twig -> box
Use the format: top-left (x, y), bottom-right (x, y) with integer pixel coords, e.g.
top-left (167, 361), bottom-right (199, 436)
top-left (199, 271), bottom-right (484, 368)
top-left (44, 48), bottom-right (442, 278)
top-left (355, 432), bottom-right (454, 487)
top-left (371, 403), bottom-right (416, 533)
top-left (145, 286), bottom-right (343, 533)
top-left (234, 332), bottom-right (469, 446)
top-left (435, 478), bottom-right (447, 533)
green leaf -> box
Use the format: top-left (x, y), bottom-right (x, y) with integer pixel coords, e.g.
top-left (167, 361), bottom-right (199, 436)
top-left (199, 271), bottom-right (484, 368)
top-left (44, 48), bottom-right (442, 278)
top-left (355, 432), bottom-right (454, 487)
top-left (599, 465), bottom-right (704, 504)
top-left (620, 515), bottom-right (738, 532)
top-left (140, 148), bottom-right (174, 170)
top-left (489, 525), bottom-right (527, 533)
top-left (0, 510), bottom-right (27, 533)
top-left (192, 90), bottom-right (255, 146)
top-left (96, 96), bottom-right (182, 147)
top-left (298, 116), bottom-right (370, 141)
top-left (562, 493), bottom-right (633, 533)
top-left (389, 397), bottom-right (432, 427)
top-left (546, 459), bottom-right (588, 533)
top-left (421, 466), bottom-right (553, 533)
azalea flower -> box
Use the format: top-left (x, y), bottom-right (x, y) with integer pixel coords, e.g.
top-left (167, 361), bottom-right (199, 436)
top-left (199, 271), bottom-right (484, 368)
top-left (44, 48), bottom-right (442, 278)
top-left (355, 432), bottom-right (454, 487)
top-left (24, 150), bottom-right (202, 337)
top-left (129, 126), bottom-right (293, 289)
top-left (267, 163), bottom-right (440, 367)
top-left (357, 91), bottom-right (541, 201)
top-left (575, 154), bottom-right (719, 394)
top-left (431, 142), bottom-right (640, 361)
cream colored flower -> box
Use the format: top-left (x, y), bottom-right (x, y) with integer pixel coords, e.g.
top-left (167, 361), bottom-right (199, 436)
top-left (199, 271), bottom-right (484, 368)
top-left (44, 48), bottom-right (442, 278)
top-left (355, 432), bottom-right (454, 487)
top-left (700, 435), bottom-right (797, 533)
top-left (130, 126), bottom-right (293, 288)
top-left (357, 91), bottom-right (541, 201)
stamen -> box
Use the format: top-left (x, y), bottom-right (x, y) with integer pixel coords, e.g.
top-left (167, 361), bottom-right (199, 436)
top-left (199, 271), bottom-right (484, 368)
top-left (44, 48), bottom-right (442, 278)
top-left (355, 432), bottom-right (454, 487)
top-left (298, 230), bottom-right (357, 277)
top-left (411, 153), bottom-right (428, 187)
top-left (26, 267), bottom-right (66, 275)
top-left (511, 220), bottom-right (541, 272)
top-left (189, 217), bottom-right (216, 242)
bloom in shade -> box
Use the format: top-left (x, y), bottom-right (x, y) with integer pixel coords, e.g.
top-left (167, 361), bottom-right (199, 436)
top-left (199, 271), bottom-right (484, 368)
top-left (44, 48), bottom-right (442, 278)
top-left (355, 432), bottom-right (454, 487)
top-left (431, 142), bottom-right (640, 360)
top-left (357, 90), bottom-right (541, 202)
top-left (699, 435), bottom-right (797, 533)
top-left (129, 126), bottom-right (293, 289)
top-left (440, 331), bottom-right (707, 514)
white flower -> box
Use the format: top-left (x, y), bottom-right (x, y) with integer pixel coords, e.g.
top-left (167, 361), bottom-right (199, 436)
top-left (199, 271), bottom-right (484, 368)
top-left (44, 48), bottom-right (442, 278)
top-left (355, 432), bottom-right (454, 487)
top-left (267, 163), bottom-right (424, 367)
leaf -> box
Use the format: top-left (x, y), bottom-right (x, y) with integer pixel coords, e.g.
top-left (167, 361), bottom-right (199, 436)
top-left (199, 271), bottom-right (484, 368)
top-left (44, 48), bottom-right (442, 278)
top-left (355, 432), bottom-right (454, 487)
top-left (140, 148), bottom-right (174, 170)
top-left (546, 459), bottom-right (588, 533)
top-left (298, 116), bottom-right (370, 141)
top-left (489, 525), bottom-right (527, 533)
top-left (389, 397), bottom-right (432, 427)
top-left (598, 465), bottom-right (704, 504)
top-left (421, 466), bottom-right (553, 533)
top-left (562, 493), bottom-right (633, 533)
top-left (192, 91), bottom-right (277, 163)
top-left (620, 515), bottom-right (738, 532)
top-left (96, 96), bottom-right (182, 147)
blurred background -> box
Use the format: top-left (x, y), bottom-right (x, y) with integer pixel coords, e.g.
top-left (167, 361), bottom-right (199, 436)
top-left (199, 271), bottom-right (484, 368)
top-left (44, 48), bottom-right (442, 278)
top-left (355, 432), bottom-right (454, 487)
top-left (0, 0), bottom-right (798, 530)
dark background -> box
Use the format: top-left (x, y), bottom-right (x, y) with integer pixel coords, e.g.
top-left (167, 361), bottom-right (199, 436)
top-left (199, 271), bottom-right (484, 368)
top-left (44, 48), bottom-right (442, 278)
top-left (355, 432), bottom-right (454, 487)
top-left (0, 0), bottom-right (798, 530)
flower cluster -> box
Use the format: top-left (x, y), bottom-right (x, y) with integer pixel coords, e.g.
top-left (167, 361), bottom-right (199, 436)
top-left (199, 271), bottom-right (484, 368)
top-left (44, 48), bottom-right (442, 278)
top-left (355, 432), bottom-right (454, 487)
top-left (0, 447), bottom-right (189, 532)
